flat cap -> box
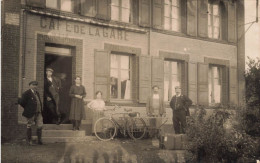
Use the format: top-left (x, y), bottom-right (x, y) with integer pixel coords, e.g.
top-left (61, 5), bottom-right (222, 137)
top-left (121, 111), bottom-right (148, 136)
top-left (29, 81), bottom-right (38, 86)
top-left (175, 86), bottom-right (181, 89)
top-left (46, 68), bottom-right (54, 72)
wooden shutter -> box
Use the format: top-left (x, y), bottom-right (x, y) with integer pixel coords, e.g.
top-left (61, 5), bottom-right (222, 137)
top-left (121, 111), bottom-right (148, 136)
top-left (181, 61), bottom-right (188, 96)
top-left (198, 0), bottom-right (208, 37)
top-left (197, 63), bottom-right (208, 106)
top-left (96, 0), bottom-right (111, 20)
top-left (221, 1), bottom-right (228, 41)
top-left (26, 0), bottom-right (45, 8)
top-left (139, 0), bottom-right (151, 27)
top-left (94, 50), bottom-right (110, 101)
top-left (228, 2), bottom-right (236, 43)
top-left (139, 56), bottom-right (151, 103)
top-left (132, 0), bottom-right (139, 25)
top-left (229, 67), bottom-right (237, 105)
top-left (188, 62), bottom-right (197, 104)
top-left (180, 0), bottom-right (187, 33)
top-left (80, 0), bottom-right (96, 16)
top-left (187, 0), bottom-right (197, 36)
top-left (152, 57), bottom-right (164, 98)
top-left (152, 0), bottom-right (163, 29)
top-left (221, 66), bottom-right (229, 105)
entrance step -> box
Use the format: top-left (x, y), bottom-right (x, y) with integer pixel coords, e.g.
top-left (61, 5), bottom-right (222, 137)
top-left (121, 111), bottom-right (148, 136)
top-left (43, 124), bottom-right (72, 130)
top-left (32, 136), bottom-right (96, 143)
top-left (42, 130), bottom-right (85, 137)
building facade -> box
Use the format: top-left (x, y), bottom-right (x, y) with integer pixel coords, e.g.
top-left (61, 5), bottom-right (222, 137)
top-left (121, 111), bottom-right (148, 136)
top-left (2, 0), bottom-right (245, 139)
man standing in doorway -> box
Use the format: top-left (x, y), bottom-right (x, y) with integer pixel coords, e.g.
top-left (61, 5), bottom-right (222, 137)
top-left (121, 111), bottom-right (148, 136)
top-left (44, 68), bottom-right (61, 125)
top-left (146, 85), bottom-right (165, 137)
top-left (18, 81), bottom-right (43, 145)
top-left (170, 86), bottom-right (192, 134)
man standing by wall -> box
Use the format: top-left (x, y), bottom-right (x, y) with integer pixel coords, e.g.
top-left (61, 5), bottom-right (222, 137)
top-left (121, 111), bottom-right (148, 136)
top-left (18, 81), bottom-right (43, 145)
top-left (170, 86), bottom-right (192, 134)
top-left (44, 68), bottom-right (61, 125)
top-left (146, 85), bottom-right (165, 137)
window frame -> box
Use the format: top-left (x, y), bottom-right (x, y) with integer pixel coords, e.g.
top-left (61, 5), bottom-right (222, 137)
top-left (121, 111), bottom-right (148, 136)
top-left (46, 0), bottom-right (75, 13)
top-left (207, 2), bottom-right (223, 40)
top-left (109, 52), bottom-right (133, 102)
top-left (208, 64), bottom-right (223, 105)
top-left (111, 0), bottom-right (131, 23)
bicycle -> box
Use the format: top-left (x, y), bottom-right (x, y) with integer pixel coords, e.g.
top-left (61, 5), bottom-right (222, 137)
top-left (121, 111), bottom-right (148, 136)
top-left (94, 105), bottom-right (147, 141)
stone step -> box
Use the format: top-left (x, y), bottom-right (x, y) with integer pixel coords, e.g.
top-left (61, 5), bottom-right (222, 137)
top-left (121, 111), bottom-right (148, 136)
top-left (42, 130), bottom-right (85, 137)
top-left (43, 124), bottom-right (73, 130)
top-left (32, 136), bottom-right (96, 143)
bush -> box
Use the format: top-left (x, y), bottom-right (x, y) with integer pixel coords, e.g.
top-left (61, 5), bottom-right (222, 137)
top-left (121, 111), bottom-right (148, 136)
top-left (186, 105), bottom-right (258, 163)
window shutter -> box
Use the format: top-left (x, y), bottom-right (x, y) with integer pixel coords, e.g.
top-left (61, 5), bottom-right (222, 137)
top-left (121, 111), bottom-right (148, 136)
top-left (197, 63), bottom-right (208, 106)
top-left (94, 50), bottom-right (110, 101)
top-left (221, 1), bottom-right (228, 41)
top-left (187, 0), bottom-right (197, 36)
top-left (152, 57), bottom-right (164, 98)
top-left (132, 0), bottom-right (139, 25)
top-left (139, 0), bottom-right (151, 27)
top-left (188, 62), bottom-right (197, 104)
top-left (139, 56), bottom-right (151, 103)
top-left (228, 2), bottom-right (236, 43)
top-left (80, 0), bottom-right (96, 16)
top-left (181, 61), bottom-right (188, 96)
top-left (96, 0), bottom-right (111, 20)
top-left (152, 0), bottom-right (163, 29)
top-left (26, 0), bottom-right (46, 8)
top-left (198, 0), bottom-right (208, 37)
top-left (180, 0), bottom-right (187, 33)
top-left (229, 67), bottom-right (237, 105)
top-left (221, 66), bottom-right (229, 105)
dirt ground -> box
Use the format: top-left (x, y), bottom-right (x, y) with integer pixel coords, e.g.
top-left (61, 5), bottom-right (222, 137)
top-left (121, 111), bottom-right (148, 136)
top-left (1, 137), bottom-right (189, 163)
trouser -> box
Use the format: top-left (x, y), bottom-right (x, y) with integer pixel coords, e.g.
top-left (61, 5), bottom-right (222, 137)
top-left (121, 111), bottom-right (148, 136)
top-left (46, 99), bottom-right (61, 123)
top-left (26, 113), bottom-right (43, 143)
top-left (172, 109), bottom-right (187, 134)
top-left (149, 115), bottom-right (162, 138)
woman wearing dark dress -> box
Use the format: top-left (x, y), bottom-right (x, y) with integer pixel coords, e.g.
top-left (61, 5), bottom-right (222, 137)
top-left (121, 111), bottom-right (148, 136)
top-left (69, 76), bottom-right (86, 130)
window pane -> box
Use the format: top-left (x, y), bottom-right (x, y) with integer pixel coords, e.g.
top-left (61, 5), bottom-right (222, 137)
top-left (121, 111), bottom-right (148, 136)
top-left (171, 62), bottom-right (178, 75)
top-left (208, 14), bottom-right (212, 25)
top-left (164, 4), bottom-right (170, 17)
top-left (171, 75), bottom-right (180, 96)
top-left (213, 5), bottom-right (219, 15)
top-left (120, 55), bottom-right (130, 70)
top-left (208, 4), bottom-right (211, 14)
top-left (213, 27), bottom-right (219, 38)
top-left (165, 0), bottom-right (170, 5)
top-left (110, 69), bottom-right (118, 99)
top-left (172, 0), bottom-right (179, 6)
top-left (111, 54), bottom-right (119, 68)
top-left (164, 17), bottom-right (171, 30)
top-left (213, 16), bottom-right (219, 27)
top-left (121, 8), bottom-right (130, 23)
top-left (111, 0), bottom-right (119, 6)
top-left (121, 70), bottom-right (131, 99)
top-left (171, 6), bottom-right (179, 19)
top-left (122, 0), bottom-right (130, 8)
top-left (46, 0), bottom-right (58, 9)
top-left (164, 61), bottom-right (170, 73)
top-left (164, 75), bottom-right (170, 101)
top-left (61, 0), bottom-right (73, 12)
top-left (172, 19), bottom-right (180, 31)
top-left (111, 6), bottom-right (120, 21)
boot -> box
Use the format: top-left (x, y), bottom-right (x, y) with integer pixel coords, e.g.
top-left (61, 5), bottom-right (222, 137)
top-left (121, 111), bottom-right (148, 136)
top-left (77, 120), bottom-right (81, 130)
top-left (27, 128), bottom-right (33, 145)
top-left (37, 128), bottom-right (43, 145)
top-left (56, 115), bottom-right (61, 125)
top-left (72, 120), bottom-right (76, 131)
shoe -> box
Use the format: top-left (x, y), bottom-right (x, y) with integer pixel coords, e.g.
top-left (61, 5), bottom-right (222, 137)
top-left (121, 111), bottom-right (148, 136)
top-left (37, 128), bottom-right (43, 145)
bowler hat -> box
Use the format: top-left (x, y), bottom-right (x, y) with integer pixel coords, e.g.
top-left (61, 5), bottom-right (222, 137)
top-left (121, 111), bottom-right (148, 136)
top-left (46, 68), bottom-right (54, 72)
top-left (29, 81), bottom-right (38, 86)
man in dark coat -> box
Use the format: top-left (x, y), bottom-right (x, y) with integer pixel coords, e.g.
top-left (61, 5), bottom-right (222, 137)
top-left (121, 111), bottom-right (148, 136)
top-left (170, 86), bottom-right (192, 134)
top-left (44, 68), bottom-right (62, 124)
top-left (18, 81), bottom-right (43, 145)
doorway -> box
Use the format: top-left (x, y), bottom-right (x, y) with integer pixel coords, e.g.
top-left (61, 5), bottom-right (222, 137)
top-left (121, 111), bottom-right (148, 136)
top-left (43, 45), bottom-right (73, 124)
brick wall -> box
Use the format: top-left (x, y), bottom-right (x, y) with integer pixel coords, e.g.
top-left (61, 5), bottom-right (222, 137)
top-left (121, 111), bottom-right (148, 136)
top-left (1, 0), bottom-right (26, 141)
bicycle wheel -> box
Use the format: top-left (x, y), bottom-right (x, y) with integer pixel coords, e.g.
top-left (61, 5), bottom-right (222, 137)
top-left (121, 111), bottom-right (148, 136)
top-left (94, 118), bottom-right (116, 141)
top-left (127, 118), bottom-right (146, 140)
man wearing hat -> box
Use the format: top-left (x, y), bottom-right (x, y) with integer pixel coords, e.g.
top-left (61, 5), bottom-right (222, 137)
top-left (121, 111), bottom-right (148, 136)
top-left (170, 86), bottom-right (192, 134)
top-left (44, 68), bottom-right (61, 124)
top-left (18, 81), bottom-right (43, 145)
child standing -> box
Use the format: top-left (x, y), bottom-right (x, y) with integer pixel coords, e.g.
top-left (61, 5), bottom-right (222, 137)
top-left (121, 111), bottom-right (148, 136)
top-left (69, 76), bottom-right (86, 130)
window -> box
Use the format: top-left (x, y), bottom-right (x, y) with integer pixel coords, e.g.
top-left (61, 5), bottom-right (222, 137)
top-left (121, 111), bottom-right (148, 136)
top-left (164, 0), bottom-right (181, 31)
top-left (111, 0), bottom-right (131, 23)
top-left (110, 54), bottom-right (131, 100)
top-left (208, 66), bottom-right (222, 104)
top-left (208, 3), bottom-right (220, 39)
top-left (164, 60), bottom-right (182, 101)
top-left (46, 0), bottom-right (74, 12)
